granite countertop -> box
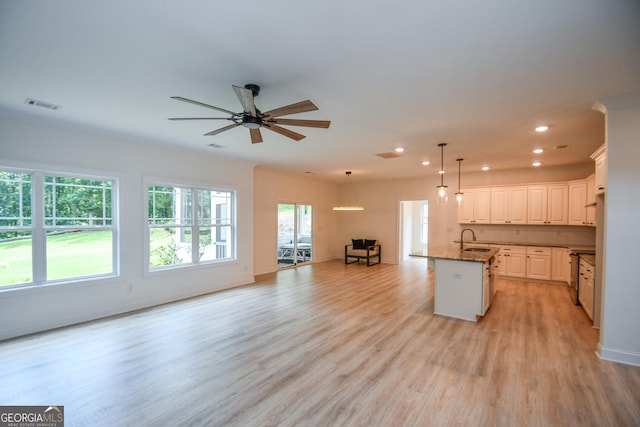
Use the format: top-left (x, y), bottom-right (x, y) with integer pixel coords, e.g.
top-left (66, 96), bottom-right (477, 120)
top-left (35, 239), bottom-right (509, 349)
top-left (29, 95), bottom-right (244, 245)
top-left (411, 245), bottom-right (499, 263)
top-left (452, 240), bottom-right (595, 254)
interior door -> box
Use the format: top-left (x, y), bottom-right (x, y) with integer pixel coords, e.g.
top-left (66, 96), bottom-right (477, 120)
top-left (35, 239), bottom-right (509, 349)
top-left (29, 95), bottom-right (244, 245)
top-left (277, 203), bottom-right (312, 268)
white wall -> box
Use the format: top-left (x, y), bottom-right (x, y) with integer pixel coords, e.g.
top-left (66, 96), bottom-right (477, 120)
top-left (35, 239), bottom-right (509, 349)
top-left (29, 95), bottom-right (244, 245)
top-left (253, 166), bottom-right (338, 275)
top-left (596, 92), bottom-right (640, 366)
top-left (336, 176), bottom-right (458, 264)
top-left (0, 115), bottom-right (255, 340)
top-left (335, 165), bottom-right (596, 264)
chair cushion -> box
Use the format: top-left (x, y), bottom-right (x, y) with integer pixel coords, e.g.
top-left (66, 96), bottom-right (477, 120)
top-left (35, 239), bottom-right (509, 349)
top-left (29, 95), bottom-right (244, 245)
top-left (364, 239), bottom-right (376, 248)
top-left (348, 248), bottom-right (378, 257)
top-left (352, 238), bottom-right (366, 249)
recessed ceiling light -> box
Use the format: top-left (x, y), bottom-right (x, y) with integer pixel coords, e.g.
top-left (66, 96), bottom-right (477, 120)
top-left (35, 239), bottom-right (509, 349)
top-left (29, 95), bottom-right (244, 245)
top-left (394, 147), bottom-right (405, 153)
top-left (422, 161), bottom-right (430, 166)
top-left (533, 148), bottom-right (544, 154)
top-left (481, 166), bottom-right (490, 171)
top-left (439, 170), bottom-right (445, 174)
top-left (532, 161), bottom-right (541, 167)
top-left (535, 125), bottom-right (549, 133)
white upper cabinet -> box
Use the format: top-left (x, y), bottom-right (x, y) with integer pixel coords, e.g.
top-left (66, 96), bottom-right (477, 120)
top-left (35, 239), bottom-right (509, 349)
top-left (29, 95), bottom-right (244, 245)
top-left (490, 186), bottom-right (527, 224)
top-left (569, 177), bottom-right (596, 226)
top-left (590, 144), bottom-right (606, 194)
top-left (527, 184), bottom-right (568, 225)
top-left (458, 188), bottom-right (491, 224)
top-left (586, 175), bottom-right (596, 226)
top-left (568, 181), bottom-right (587, 225)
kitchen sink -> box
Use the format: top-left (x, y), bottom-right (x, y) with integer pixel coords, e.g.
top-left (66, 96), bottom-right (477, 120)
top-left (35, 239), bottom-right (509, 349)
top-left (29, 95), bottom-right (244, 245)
top-left (463, 247), bottom-right (491, 252)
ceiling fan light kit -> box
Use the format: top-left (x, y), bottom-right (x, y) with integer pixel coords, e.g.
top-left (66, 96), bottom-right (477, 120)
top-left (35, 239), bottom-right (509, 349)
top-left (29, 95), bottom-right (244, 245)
top-left (169, 84), bottom-right (330, 144)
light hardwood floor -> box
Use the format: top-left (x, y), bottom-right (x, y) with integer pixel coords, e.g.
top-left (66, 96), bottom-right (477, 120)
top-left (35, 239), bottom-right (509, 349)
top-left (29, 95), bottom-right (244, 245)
top-left (1, 259), bottom-right (639, 426)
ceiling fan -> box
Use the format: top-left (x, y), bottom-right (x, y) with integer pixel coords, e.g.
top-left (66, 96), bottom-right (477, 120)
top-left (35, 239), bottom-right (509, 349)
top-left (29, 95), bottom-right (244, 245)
top-left (169, 84), bottom-right (331, 144)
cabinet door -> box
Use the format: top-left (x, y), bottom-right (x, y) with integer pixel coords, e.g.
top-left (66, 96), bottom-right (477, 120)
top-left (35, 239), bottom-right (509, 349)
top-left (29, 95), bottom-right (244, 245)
top-left (508, 187), bottom-right (528, 224)
top-left (526, 254), bottom-right (551, 280)
top-left (474, 188), bottom-right (492, 224)
top-left (490, 188), bottom-right (509, 224)
top-left (586, 176), bottom-right (596, 226)
top-left (551, 247), bottom-right (570, 283)
top-left (579, 268), bottom-right (594, 319)
top-left (482, 263), bottom-right (490, 315)
top-left (527, 186), bottom-right (548, 224)
top-left (458, 189), bottom-right (475, 223)
top-left (505, 251), bottom-right (526, 277)
top-left (594, 150), bottom-right (606, 194)
top-left (568, 181), bottom-right (587, 225)
top-left (547, 184), bottom-right (568, 224)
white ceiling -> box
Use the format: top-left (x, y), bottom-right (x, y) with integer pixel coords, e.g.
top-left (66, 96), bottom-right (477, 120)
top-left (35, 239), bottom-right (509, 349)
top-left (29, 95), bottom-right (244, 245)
top-left (1, 1), bottom-right (639, 183)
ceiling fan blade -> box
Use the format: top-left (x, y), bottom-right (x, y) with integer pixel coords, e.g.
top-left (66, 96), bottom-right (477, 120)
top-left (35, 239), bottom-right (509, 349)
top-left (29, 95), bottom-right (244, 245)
top-left (270, 118), bottom-right (331, 128)
top-left (264, 123), bottom-right (306, 141)
top-left (168, 117), bottom-right (233, 121)
top-left (204, 123), bottom-right (240, 136)
top-left (171, 96), bottom-right (237, 115)
top-left (232, 85), bottom-right (257, 117)
top-left (262, 100), bottom-right (318, 118)
top-left (249, 128), bottom-right (263, 144)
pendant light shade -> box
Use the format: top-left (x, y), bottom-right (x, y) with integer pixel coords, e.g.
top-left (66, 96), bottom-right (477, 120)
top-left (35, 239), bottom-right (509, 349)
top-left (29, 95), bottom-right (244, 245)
top-left (332, 171), bottom-right (364, 211)
top-left (455, 158), bottom-right (464, 206)
top-left (436, 143), bottom-right (448, 206)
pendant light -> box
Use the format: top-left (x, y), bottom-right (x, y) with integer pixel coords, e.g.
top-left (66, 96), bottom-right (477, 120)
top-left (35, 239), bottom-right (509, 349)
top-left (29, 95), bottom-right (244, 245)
top-left (332, 171), bottom-right (364, 211)
top-left (455, 158), bottom-right (464, 206)
top-left (436, 143), bottom-right (448, 206)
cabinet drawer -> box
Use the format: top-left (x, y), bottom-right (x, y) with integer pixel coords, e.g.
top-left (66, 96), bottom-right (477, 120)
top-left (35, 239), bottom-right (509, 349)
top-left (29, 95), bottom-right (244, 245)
top-left (500, 245), bottom-right (526, 254)
top-left (579, 259), bottom-right (595, 278)
top-left (526, 246), bottom-right (551, 256)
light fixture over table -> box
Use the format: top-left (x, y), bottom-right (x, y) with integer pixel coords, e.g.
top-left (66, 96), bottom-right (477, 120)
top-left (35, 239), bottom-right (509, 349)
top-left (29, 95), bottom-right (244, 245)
top-left (332, 171), bottom-right (364, 211)
top-left (436, 143), bottom-right (448, 206)
top-left (455, 158), bottom-right (464, 206)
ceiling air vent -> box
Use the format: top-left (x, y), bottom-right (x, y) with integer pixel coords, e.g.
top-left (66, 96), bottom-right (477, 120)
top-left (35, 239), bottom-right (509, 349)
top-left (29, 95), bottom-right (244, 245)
top-left (25, 98), bottom-right (61, 111)
top-left (376, 152), bottom-right (402, 159)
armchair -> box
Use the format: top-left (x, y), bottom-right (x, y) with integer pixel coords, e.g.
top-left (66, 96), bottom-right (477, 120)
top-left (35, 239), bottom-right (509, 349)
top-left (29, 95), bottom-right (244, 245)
top-left (345, 238), bottom-right (381, 266)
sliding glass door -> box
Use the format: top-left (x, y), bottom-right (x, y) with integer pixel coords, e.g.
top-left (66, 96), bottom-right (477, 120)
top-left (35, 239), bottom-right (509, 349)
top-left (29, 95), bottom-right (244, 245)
top-left (277, 203), bottom-right (312, 268)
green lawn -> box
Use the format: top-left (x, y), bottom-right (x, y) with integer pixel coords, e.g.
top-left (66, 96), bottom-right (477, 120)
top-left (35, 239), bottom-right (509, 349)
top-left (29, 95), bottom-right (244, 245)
top-left (0, 229), bottom-right (177, 286)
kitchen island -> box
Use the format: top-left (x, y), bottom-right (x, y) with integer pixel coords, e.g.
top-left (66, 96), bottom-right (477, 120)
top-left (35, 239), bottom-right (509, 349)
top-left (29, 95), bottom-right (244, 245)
top-left (412, 246), bottom-right (498, 322)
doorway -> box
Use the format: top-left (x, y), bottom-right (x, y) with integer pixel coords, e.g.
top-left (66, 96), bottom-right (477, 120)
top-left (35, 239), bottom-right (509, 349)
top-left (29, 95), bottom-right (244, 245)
top-left (277, 203), bottom-right (313, 268)
top-left (399, 200), bottom-right (429, 260)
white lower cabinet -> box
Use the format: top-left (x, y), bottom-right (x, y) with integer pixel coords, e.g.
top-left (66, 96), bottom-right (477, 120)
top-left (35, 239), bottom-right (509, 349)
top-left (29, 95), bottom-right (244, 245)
top-left (551, 247), bottom-right (571, 284)
top-left (579, 258), bottom-right (595, 320)
top-left (525, 247), bottom-right (551, 280)
top-left (496, 245), bottom-right (570, 284)
top-left (500, 246), bottom-right (526, 278)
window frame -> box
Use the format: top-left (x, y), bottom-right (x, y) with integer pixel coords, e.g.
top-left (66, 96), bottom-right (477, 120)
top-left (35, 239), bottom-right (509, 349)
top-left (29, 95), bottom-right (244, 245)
top-left (0, 166), bottom-right (119, 290)
top-left (144, 177), bottom-right (237, 273)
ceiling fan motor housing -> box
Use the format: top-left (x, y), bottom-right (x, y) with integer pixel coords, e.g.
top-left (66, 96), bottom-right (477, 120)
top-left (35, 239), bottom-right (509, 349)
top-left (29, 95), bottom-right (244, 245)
top-left (243, 115), bottom-right (262, 129)
top-left (245, 84), bottom-right (260, 97)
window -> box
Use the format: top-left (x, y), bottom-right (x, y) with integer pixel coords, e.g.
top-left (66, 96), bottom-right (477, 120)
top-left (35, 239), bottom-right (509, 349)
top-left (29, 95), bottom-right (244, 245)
top-left (421, 201), bottom-right (429, 244)
top-left (147, 184), bottom-right (235, 270)
top-left (44, 176), bottom-right (114, 281)
top-left (0, 169), bottom-right (117, 288)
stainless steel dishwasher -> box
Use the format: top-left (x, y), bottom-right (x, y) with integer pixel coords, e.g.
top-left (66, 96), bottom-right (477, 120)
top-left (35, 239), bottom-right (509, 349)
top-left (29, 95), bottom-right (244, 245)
top-left (569, 252), bottom-right (580, 305)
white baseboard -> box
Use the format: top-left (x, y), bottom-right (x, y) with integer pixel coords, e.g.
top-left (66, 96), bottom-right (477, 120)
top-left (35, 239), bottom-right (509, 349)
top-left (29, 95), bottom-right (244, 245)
top-left (597, 343), bottom-right (640, 367)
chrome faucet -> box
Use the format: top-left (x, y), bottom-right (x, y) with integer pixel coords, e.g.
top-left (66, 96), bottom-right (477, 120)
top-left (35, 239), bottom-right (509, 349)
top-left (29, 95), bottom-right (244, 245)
top-left (460, 228), bottom-right (476, 250)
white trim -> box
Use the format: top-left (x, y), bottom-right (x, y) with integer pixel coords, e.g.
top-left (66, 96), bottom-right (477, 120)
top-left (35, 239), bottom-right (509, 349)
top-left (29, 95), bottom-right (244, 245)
top-left (598, 344), bottom-right (640, 367)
